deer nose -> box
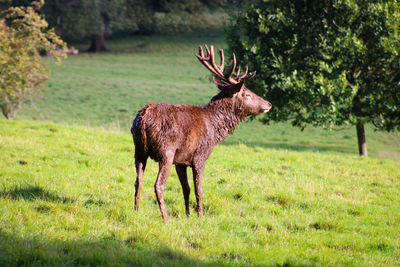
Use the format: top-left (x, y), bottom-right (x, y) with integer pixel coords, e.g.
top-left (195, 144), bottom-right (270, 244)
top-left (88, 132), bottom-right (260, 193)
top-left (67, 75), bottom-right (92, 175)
top-left (262, 101), bottom-right (272, 113)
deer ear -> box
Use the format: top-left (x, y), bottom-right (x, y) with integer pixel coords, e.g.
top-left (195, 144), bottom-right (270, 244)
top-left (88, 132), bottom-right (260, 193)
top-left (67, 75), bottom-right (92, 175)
top-left (212, 77), bottom-right (243, 95)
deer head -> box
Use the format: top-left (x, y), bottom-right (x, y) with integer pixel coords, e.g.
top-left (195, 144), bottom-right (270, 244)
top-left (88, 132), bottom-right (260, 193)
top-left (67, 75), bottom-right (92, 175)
top-left (196, 45), bottom-right (272, 115)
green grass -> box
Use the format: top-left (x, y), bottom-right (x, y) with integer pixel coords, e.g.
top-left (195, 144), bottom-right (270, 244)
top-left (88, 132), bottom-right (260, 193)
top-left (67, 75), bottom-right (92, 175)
top-left (2, 30), bottom-right (400, 265)
top-left (1, 119), bottom-right (399, 266)
top-left (15, 30), bottom-right (400, 161)
top-left (18, 30), bottom-right (225, 129)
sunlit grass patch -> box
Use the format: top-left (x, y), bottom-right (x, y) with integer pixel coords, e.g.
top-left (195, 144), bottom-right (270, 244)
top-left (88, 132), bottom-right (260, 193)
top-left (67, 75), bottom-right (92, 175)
top-left (1, 120), bottom-right (399, 266)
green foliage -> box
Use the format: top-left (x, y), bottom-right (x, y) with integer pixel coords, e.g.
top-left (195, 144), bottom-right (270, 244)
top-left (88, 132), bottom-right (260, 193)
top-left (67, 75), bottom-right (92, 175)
top-left (0, 0), bottom-right (65, 120)
top-left (14, 30), bottom-right (400, 161)
top-left (34, 0), bottom-right (218, 52)
top-left (226, 0), bottom-right (400, 131)
top-left (132, 0), bottom-right (228, 34)
top-left (1, 119), bottom-right (399, 265)
top-left (42, 0), bottom-right (227, 44)
top-left (42, 0), bottom-right (126, 43)
top-left (151, 11), bottom-right (227, 34)
top-left (122, 0), bottom-right (158, 34)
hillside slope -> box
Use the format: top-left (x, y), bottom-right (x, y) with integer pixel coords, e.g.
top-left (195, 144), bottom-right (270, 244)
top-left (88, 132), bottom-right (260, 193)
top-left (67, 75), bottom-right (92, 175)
top-left (1, 120), bottom-right (399, 266)
top-left (14, 31), bottom-right (400, 161)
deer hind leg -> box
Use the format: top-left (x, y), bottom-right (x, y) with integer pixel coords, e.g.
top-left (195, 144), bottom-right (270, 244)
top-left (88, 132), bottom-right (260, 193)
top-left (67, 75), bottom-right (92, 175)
top-left (154, 155), bottom-right (173, 222)
top-left (192, 163), bottom-right (205, 217)
top-left (175, 164), bottom-right (190, 216)
top-left (134, 157), bottom-right (147, 211)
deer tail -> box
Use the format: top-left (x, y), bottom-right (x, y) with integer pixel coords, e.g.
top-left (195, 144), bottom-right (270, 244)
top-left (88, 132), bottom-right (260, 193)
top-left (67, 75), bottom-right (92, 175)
top-left (131, 105), bottom-right (150, 156)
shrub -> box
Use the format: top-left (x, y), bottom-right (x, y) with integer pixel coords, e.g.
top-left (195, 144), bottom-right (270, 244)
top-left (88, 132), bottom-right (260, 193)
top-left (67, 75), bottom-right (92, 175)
top-left (0, 0), bottom-right (65, 120)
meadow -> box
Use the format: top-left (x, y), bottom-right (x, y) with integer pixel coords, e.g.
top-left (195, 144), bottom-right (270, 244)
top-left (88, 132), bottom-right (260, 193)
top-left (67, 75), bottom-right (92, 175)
top-left (1, 30), bottom-right (400, 266)
top-left (16, 30), bottom-right (400, 161)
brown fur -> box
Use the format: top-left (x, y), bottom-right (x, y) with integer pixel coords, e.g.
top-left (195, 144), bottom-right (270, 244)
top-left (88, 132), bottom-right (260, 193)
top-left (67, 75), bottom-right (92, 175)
top-left (131, 46), bottom-right (272, 222)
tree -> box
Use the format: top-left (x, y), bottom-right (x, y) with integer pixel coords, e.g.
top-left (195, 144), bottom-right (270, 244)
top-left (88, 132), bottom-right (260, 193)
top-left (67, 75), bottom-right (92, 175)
top-left (42, 0), bottom-right (229, 50)
top-left (41, 0), bottom-right (127, 52)
top-left (0, 0), bottom-right (66, 120)
top-left (226, 0), bottom-right (400, 156)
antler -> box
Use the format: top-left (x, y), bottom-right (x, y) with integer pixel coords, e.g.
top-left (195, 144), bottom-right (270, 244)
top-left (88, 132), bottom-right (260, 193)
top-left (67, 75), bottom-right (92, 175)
top-left (195, 44), bottom-right (256, 85)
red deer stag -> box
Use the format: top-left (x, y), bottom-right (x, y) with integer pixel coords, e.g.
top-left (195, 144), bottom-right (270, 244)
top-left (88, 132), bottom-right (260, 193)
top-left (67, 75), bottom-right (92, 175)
top-left (131, 45), bottom-right (272, 222)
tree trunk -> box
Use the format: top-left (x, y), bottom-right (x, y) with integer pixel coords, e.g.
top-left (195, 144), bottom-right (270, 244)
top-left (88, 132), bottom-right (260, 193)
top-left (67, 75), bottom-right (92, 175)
top-left (1, 108), bottom-right (14, 120)
top-left (88, 31), bottom-right (107, 52)
top-left (1, 99), bottom-right (19, 120)
top-left (4, 111), bottom-right (16, 120)
top-left (356, 122), bottom-right (368, 157)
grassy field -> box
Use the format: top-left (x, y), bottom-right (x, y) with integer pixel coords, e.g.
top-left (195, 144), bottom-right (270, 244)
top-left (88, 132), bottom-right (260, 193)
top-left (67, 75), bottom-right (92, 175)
top-left (1, 119), bottom-right (399, 266)
top-left (15, 30), bottom-right (400, 161)
top-left (17, 30), bottom-right (225, 129)
top-left (1, 30), bottom-right (400, 266)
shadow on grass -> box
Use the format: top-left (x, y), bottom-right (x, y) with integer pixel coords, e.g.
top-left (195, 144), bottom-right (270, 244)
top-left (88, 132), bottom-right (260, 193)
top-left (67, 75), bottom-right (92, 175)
top-left (0, 229), bottom-right (223, 266)
top-left (0, 185), bottom-right (74, 204)
top-left (0, 228), bottom-right (313, 267)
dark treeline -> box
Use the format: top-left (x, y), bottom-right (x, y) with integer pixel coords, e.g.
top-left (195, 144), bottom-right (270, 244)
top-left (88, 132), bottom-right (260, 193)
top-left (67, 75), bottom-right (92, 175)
top-left (1, 0), bottom-right (230, 51)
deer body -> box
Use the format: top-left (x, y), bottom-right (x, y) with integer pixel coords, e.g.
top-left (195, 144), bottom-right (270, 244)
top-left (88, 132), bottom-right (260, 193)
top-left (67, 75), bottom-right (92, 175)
top-left (131, 45), bottom-right (271, 221)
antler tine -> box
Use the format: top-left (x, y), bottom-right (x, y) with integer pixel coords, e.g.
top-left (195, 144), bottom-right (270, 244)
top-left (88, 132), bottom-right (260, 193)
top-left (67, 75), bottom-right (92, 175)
top-left (235, 64), bottom-right (254, 83)
top-left (196, 44), bottom-right (227, 82)
top-left (196, 45), bottom-right (214, 73)
top-left (197, 45), bottom-right (206, 59)
top-left (209, 45), bottom-right (216, 69)
top-left (196, 45), bottom-right (256, 85)
top-left (235, 66), bottom-right (241, 80)
top-left (240, 66), bottom-right (249, 80)
top-left (219, 49), bottom-right (224, 73)
top-left (209, 45), bottom-right (225, 79)
top-left (243, 70), bottom-right (256, 82)
top-left (205, 44), bottom-right (211, 59)
top-left (227, 53), bottom-right (237, 83)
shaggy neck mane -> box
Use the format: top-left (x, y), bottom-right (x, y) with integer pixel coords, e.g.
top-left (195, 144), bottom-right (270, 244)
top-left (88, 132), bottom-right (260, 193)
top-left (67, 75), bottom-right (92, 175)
top-left (204, 92), bottom-right (248, 144)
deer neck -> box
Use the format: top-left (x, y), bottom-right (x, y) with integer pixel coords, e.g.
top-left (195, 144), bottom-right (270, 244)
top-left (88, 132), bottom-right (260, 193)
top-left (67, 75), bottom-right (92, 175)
top-left (204, 94), bottom-right (247, 144)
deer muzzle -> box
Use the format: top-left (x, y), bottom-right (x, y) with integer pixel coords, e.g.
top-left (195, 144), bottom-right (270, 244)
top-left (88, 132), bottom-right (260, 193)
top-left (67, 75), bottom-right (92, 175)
top-left (262, 101), bottom-right (272, 113)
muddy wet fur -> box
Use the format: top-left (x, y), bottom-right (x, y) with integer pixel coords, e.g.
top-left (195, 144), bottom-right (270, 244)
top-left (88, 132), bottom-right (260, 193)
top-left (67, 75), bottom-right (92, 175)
top-left (131, 45), bottom-right (272, 222)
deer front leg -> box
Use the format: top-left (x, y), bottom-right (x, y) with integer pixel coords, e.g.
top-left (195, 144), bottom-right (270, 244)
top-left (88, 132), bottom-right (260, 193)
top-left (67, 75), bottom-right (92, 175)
top-left (154, 157), bottom-right (173, 222)
top-left (192, 163), bottom-right (205, 217)
top-left (175, 164), bottom-right (190, 216)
